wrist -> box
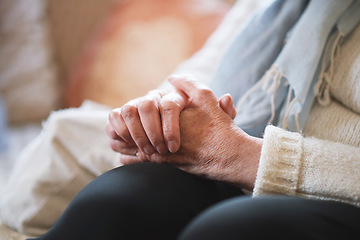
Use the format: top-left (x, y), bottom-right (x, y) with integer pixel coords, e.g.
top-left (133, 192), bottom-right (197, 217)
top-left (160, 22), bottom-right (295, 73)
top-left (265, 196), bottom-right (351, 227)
top-left (240, 135), bottom-right (262, 190)
top-left (226, 128), bottom-right (263, 191)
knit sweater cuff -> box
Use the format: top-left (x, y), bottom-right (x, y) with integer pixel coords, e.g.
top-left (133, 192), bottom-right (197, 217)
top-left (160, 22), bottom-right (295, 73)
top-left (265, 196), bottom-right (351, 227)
top-left (253, 125), bottom-right (303, 196)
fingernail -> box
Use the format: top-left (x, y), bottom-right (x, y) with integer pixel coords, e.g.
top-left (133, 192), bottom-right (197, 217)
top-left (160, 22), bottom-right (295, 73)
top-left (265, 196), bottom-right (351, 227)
top-left (143, 145), bottom-right (155, 155)
top-left (156, 143), bottom-right (168, 155)
top-left (223, 96), bottom-right (230, 105)
top-left (167, 140), bottom-right (178, 153)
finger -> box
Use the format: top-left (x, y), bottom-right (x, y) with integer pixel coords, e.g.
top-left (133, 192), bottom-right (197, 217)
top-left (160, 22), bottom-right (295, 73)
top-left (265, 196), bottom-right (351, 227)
top-left (219, 94), bottom-right (237, 119)
top-left (168, 75), bottom-right (213, 100)
top-left (108, 109), bottom-right (135, 145)
top-left (110, 139), bottom-right (138, 155)
top-left (137, 97), bottom-right (168, 155)
top-left (159, 91), bottom-right (188, 153)
top-left (120, 104), bottom-right (156, 155)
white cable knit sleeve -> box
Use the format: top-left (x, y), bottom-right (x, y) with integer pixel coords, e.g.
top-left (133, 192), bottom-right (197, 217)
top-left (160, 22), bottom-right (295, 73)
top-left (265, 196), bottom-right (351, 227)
top-left (253, 125), bottom-right (360, 207)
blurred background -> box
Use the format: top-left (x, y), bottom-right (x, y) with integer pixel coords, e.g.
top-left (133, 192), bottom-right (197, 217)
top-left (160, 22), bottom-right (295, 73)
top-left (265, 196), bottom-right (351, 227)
top-left (0, 0), bottom-right (236, 124)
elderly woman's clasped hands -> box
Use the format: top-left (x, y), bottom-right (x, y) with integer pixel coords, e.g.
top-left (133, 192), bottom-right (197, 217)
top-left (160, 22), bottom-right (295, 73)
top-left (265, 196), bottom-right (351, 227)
top-left (106, 75), bottom-right (263, 190)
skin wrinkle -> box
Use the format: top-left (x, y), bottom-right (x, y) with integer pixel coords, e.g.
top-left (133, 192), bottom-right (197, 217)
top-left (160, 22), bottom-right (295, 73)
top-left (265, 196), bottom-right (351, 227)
top-left (193, 117), bottom-right (259, 188)
top-left (188, 106), bottom-right (244, 184)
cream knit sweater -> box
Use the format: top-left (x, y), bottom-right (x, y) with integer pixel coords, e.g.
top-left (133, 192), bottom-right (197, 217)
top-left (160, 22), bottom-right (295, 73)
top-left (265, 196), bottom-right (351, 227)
top-left (253, 24), bottom-right (360, 207)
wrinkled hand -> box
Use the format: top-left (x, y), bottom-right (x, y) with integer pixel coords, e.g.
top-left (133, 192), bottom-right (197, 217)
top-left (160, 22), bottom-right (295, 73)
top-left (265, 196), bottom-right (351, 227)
top-left (106, 75), bottom-right (236, 157)
top-left (107, 76), bottom-right (262, 190)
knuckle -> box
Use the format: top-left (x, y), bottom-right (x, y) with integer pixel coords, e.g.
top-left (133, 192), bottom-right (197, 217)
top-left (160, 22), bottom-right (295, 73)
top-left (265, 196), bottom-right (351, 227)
top-left (160, 100), bottom-right (180, 114)
top-left (120, 105), bottom-right (138, 120)
top-left (138, 99), bottom-right (156, 114)
top-left (162, 126), bottom-right (177, 141)
top-left (109, 109), bottom-right (120, 122)
top-left (162, 125), bottom-right (174, 135)
top-left (198, 88), bottom-right (215, 99)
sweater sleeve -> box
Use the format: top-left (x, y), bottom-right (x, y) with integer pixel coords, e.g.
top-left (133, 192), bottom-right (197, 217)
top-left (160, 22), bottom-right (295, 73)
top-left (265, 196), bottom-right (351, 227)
top-left (253, 125), bottom-right (360, 207)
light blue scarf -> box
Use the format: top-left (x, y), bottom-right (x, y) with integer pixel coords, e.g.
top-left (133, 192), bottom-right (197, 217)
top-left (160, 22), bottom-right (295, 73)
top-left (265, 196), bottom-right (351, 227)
top-left (210, 0), bottom-right (309, 102)
top-left (210, 0), bottom-right (360, 137)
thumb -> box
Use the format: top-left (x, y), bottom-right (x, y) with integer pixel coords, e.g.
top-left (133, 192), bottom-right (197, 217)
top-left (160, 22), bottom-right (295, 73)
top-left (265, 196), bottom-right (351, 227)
top-left (219, 94), bottom-right (237, 119)
top-left (168, 75), bottom-right (208, 98)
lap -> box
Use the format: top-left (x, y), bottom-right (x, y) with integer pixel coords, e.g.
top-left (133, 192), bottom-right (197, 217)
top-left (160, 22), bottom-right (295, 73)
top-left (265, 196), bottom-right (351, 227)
top-left (31, 162), bottom-right (243, 240)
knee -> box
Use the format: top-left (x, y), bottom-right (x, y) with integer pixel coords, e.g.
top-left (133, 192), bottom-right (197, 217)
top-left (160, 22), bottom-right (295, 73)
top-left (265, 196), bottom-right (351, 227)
top-left (178, 196), bottom-right (313, 240)
top-left (69, 162), bottom-right (211, 218)
top-left (72, 162), bottom-right (175, 210)
top-left (58, 162), bottom-right (218, 239)
top-left (50, 163), bottom-right (185, 238)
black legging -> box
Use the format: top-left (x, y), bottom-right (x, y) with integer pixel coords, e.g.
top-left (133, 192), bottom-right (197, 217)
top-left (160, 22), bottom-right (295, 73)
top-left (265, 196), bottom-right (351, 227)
top-left (30, 162), bottom-right (360, 240)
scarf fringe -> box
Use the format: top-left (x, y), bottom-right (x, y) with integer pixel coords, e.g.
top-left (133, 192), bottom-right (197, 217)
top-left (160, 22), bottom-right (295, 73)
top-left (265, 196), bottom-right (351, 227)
top-left (236, 65), bottom-right (301, 131)
top-left (314, 30), bottom-right (343, 106)
top-left (235, 66), bottom-right (283, 117)
top-left (236, 29), bottom-right (344, 133)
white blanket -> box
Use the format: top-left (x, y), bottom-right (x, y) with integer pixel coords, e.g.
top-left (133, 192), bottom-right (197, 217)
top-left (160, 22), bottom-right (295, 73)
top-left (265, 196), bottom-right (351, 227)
top-left (0, 101), bottom-right (120, 236)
